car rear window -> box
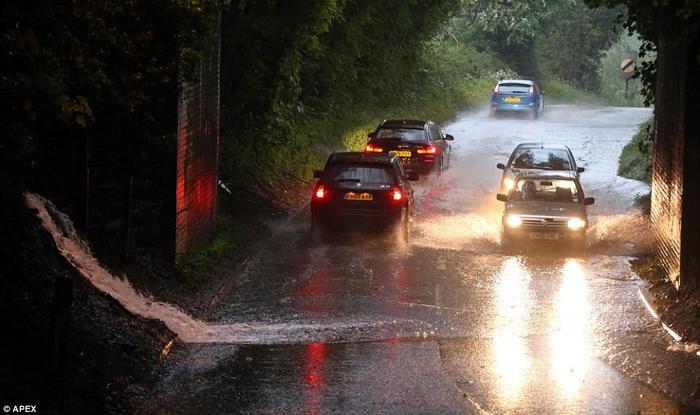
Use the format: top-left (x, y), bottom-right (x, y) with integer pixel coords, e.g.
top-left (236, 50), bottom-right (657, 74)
top-left (510, 148), bottom-right (572, 170)
top-left (375, 128), bottom-right (427, 143)
top-left (512, 179), bottom-right (581, 203)
top-left (498, 83), bottom-right (531, 93)
top-left (325, 163), bottom-right (396, 185)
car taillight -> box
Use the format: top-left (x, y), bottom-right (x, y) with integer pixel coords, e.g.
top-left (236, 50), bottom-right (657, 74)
top-left (417, 145), bottom-right (437, 154)
top-left (314, 185), bottom-right (325, 199)
top-left (529, 86), bottom-right (534, 93)
top-left (392, 189), bottom-right (403, 201)
top-left (365, 143), bottom-right (383, 153)
top-left (493, 85), bottom-right (500, 93)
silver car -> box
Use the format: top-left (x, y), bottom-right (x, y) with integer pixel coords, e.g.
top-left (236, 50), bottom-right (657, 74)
top-left (497, 143), bottom-right (584, 195)
top-left (496, 171), bottom-right (594, 249)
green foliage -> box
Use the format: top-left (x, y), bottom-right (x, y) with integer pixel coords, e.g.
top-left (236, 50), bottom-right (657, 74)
top-left (459, 0), bottom-right (622, 88)
top-left (540, 80), bottom-right (602, 104)
top-left (618, 117), bottom-right (653, 183)
top-left (598, 33), bottom-right (645, 106)
top-left (176, 212), bottom-right (238, 284)
top-left (219, 0), bottom-right (465, 186)
top-left (585, 0), bottom-right (700, 105)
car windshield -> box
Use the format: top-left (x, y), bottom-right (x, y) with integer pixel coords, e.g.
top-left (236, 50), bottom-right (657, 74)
top-left (510, 148), bottom-right (572, 170)
top-left (498, 83), bottom-right (531, 93)
top-left (375, 128), bottom-right (426, 143)
top-left (325, 163), bottom-right (395, 185)
top-left (511, 179), bottom-right (581, 203)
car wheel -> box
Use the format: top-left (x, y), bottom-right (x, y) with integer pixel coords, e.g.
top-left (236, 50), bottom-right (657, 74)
top-left (529, 109), bottom-right (537, 120)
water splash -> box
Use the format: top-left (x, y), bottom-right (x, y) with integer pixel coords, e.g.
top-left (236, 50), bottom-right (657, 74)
top-left (25, 193), bottom-right (399, 344)
top-left (588, 211), bottom-right (652, 255)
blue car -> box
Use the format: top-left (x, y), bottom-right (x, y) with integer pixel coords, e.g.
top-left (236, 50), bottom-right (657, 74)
top-left (490, 79), bottom-right (544, 119)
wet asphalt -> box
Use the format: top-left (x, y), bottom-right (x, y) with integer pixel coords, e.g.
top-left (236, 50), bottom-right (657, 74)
top-left (133, 105), bottom-right (700, 414)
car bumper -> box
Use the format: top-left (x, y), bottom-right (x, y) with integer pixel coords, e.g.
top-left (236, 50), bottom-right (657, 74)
top-left (491, 103), bottom-right (536, 112)
top-left (503, 227), bottom-right (585, 241)
top-left (400, 159), bottom-right (436, 174)
top-left (312, 206), bottom-right (404, 221)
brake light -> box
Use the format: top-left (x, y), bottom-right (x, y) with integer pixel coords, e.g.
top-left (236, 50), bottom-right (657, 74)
top-left (365, 143), bottom-right (383, 153)
top-left (529, 86), bottom-right (534, 93)
top-left (392, 189), bottom-right (403, 201)
top-left (417, 145), bottom-right (437, 154)
top-left (314, 186), bottom-right (325, 199)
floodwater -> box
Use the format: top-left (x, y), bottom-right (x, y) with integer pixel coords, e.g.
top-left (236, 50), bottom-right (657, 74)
top-left (30, 105), bottom-right (700, 413)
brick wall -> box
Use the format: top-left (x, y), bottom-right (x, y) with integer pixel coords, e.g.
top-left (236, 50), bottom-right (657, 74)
top-left (175, 18), bottom-right (221, 261)
top-left (650, 14), bottom-right (699, 290)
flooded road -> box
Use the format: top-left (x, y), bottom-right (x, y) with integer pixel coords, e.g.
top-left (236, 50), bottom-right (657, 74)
top-left (127, 106), bottom-right (699, 413)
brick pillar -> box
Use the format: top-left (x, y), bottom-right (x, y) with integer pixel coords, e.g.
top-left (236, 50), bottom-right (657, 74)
top-left (175, 16), bottom-right (221, 262)
top-left (651, 10), bottom-right (700, 290)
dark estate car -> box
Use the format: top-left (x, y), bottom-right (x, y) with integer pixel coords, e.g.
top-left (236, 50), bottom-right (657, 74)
top-left (365, 119), bottom-right (454, 176)
top-left (311, 152), bottom-right (418, 241)
top-left (497, 143), bottom-right (584, 194)
top-left (490, 79), bottom-right (544, 119)
top-left (496, 171), bottom-right (595, 250)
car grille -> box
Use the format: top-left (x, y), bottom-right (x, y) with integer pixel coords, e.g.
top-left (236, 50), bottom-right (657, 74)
top-left (521, 217), bottom-right (568, 229)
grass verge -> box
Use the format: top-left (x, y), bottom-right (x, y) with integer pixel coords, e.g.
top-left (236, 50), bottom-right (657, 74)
top-left (618, 117), bottom-right (653, 183)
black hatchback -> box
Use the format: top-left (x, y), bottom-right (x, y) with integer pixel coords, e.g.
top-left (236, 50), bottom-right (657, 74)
top-left (311, 152), bottom-right (418, 240)
top-left (365, 119), bottom-right (454, 176)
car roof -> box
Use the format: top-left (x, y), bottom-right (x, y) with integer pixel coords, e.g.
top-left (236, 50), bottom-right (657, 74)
top-left (327, 151), bottom-right (396, 164)
top-left (515, 170), bottom-right (578, 181)
top-left (514, 142), bottom-right (571, 151)
top-left (498, 79), bottom-right (535, 85)
top-left (379, 119), bottom-right (428, 130)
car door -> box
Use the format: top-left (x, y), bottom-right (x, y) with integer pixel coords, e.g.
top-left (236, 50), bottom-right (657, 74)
top-left (428, 123), bottom-right (448, 158)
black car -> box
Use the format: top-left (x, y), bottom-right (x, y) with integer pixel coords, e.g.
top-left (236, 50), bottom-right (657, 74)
top-left (365, 119), bottom-right (454, 176)
top-left (311, 152), bottom-right (418, 241)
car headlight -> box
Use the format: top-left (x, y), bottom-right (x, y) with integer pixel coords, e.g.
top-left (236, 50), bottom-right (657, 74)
top-left (503, 178), bottom-right (515, 191)
top-left (506, 214), bottom-right (522, 228)
top-left (567, 217), bottom-right (586, 230)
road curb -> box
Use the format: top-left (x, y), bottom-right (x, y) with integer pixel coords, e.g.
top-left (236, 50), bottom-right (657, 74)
top-left (638, 286), bottom-right (687, 343)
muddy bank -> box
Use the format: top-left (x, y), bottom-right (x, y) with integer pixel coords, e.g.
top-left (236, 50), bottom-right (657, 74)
top-left (0, 194), bottom-right (172, 414)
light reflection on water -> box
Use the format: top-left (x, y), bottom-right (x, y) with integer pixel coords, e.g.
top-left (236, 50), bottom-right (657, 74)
top-left (549, 259), bottom-right (591, 401)
top-left (492, 257), bottom-right (532, 405)
top-left (491, 257), bottom-right (594, 407)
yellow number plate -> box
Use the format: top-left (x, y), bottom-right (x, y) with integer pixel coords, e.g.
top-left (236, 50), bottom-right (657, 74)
top-left (345, 192), bottom-right (373, 201)
top-left (504, 97), bottom-right (521, 103)
top-left (394, 150), bottom-right (412, 157)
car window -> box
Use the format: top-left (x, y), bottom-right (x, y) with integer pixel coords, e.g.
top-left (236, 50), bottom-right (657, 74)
top-left (509, 148), bottom-right (572, 170)
top-left (497, 83), bottom-right (531, 93)
top-left (429, 124), bottom-right (442, 141)
top-left (325, 163), bottom-right (396, 185)
top-left (512, 179), bottom-right (581, 203)
top-left (375, 128), bottom-right (427, 143)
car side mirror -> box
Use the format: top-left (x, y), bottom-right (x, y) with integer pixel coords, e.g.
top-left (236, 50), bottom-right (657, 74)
top-left (367, 132), bottom-right (375, 139)
top-left (577, 167), bottom-right (585, 173)
top-left (407, 173), bottom-right (420, 181)
top-left (584, 197), bottom-right (595, 206)
top-left (313, 170), bottom-right (323, 179)
top-left (496, 163), bottom-right (505, 170)
top-left (541, 90), bottom-right (546, 95)
top-left (444, 134), bottom-right (454, 141)
top-left (496, 194), bottom-right (508, 202)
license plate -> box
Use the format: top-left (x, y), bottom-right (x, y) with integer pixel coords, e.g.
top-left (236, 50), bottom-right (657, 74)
top-left (345, 192), bottom-right (373, 201)
top-left (394, 150), bottom-right (411, 157)
top-left (529, 232), bottom-right (559, 240)
top-left (504, 97), bottom-right (521, 103)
